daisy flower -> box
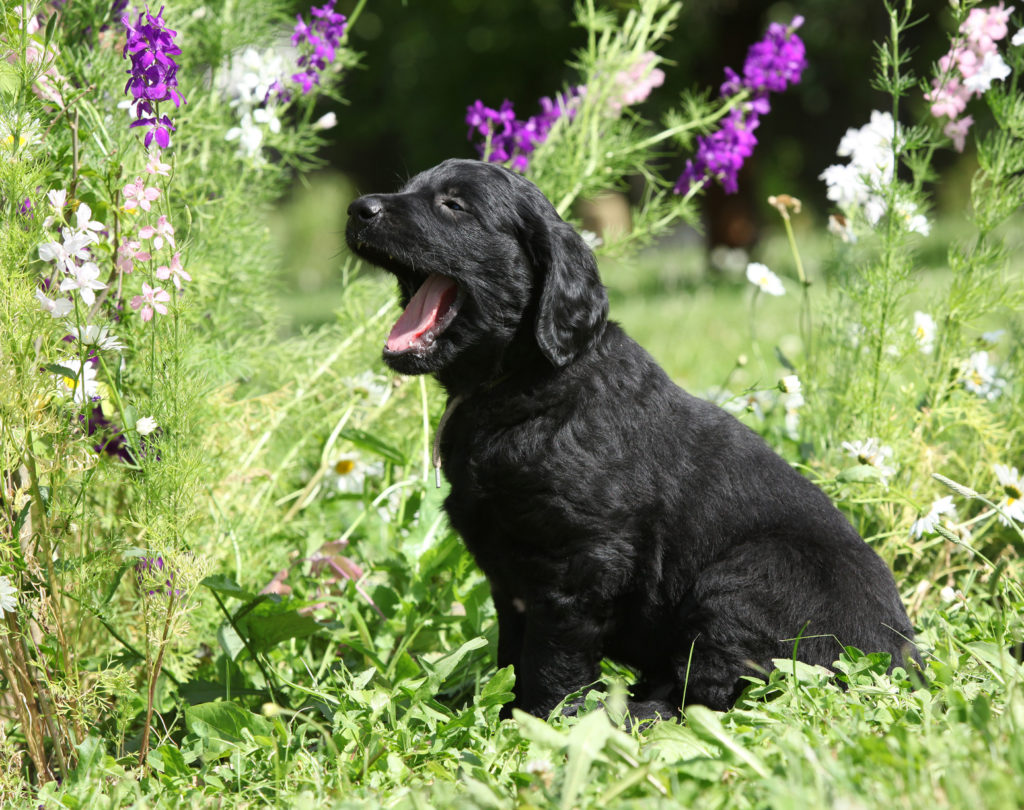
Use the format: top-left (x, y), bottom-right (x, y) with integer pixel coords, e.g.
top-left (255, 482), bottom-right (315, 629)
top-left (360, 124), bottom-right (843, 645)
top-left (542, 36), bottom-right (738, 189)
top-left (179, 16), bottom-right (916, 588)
top-left (841, 437), bottom-right (896, 485)
top-left (0, 575), bottom-right (17, 618)
top-left (910, 496), bottom-right (957, 538)
top-left (913, 311), bottom-right (936, 354)
top-left (69, 324), bottom-right (126, 352)
top-left (959, 350), bottom-right (1007, 400)
top-left (993, 464), bottom-right (1024, 526)
top-left (54, 356), bottom-right (100, 403)
top-left (326, 455), bottom-right (384, 495)
top-left (746, 262), bottom-right (785, 296)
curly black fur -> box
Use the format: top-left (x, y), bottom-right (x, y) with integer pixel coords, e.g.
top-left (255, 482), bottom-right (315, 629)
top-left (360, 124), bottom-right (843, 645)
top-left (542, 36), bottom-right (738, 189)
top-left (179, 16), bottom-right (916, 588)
top-left (346, 159), bottom-right (920, 720)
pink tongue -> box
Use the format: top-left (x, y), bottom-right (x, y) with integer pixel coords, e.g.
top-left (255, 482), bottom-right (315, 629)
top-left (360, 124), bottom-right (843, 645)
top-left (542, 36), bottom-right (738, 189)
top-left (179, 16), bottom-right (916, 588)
top-left (387, 274), bottom-right (459, 351)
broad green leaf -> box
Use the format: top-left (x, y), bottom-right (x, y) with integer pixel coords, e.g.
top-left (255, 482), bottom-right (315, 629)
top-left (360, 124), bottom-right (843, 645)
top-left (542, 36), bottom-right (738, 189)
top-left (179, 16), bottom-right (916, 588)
top-left (685, 705), bottom-right (769, 778)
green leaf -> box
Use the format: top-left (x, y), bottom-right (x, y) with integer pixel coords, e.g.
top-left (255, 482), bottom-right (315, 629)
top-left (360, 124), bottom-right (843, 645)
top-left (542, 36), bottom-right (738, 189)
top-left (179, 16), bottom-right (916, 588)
top-left (685, 705), bottom-right (769, 778)
top-left (0, 61), bottom-right (18, 98)
top-left (185, 702), bottom-right (272, 758)
top-left (837, 464), bottom-right (882, 483)
top-left (424, 637), bottom-right (488, 692)
top-left (235, 602), bottom-right (323, 652)
top-left (202, 574), bottom-right (259, 601)
top-left (217, 622), bottom-right (246, 661)
top-left (562, 711), bottom-right (615, 810)
top-left (478, 665), bottom-right (516, 708)
top-left (339, 427), bottom-right (406, 464)
top-left (147, 743), bottom-right (192, 777)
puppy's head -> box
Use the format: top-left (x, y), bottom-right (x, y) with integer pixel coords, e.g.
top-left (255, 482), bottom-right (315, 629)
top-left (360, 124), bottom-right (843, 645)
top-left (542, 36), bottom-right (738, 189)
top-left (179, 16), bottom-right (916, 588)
top-left (345, 159), bottom-right (607, 380)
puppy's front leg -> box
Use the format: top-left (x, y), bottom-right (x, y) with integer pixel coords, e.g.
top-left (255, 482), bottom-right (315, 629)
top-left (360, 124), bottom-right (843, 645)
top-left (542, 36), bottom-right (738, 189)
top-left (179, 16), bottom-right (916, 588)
top-left (513, 596), bottom-right (604, 717)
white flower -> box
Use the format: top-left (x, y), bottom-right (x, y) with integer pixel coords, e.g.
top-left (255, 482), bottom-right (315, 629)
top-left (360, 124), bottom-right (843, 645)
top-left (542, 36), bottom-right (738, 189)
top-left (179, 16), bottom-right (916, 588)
top-left (579, 229), bottom-right (603, 250)
top-left (0, 575), bottom-right (17, 618)
top-left (982, 330), bottom-right (1005, 345)
top-left (54, 356), bottom-right (100, 403)
top-left (842, 437), bottom-right (896, 485)
top-left (896, 201), bottom-right (930, 236)
top-left (962, 51), bottom-right (1011, 94)
top-left (910, 496), bottom-right (957, 538)
top-left (326, 456), bottom-right (384, 495)
top-left (913, 311), bottom-right (936, 354)
top-left (745, 262), bottom-right (785, 296)
top-left (253, 106), bottom-right (282, 135)
top-left (313, 111), bottom-right (338, 131)
top-left (59, 261), bottom-right (107, 306)
top-left (225, 112), bottom-right (265, 157)
top-left (958, 350), bottom-right (1007, 400)
top-left (820, 163), bottom-right (871, 208)
top-left (219, 46), bottom-right (289, 108)
top-left (38, 230), bottom-right (93, 273)
top-left (722, 390), bottom-right (774, 421)
top-left (69, 324), bottom-right (125, 352)
top-left (73, 203), bottom-right (105, 240)
top-left (47, 188), bottom-right (67, 210)
top-left (993, 464), bottom-right (1024, 526)
top-left (1013, 28), bottom-right (1024, 47)
top-left (827, 214), bottom-right (856, 243)
top-left (779, 374), bottom-right (802, 395)
top-left (35, 289), bottom-right (74, 318)
top-left (135, 416), bottom-right (159, 436)
top-left (349, 371), bottom-right (392, 407)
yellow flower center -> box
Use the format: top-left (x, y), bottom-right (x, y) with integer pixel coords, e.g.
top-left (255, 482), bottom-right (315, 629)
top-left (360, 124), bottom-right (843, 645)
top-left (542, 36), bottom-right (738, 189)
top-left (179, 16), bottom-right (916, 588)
top-left (334, 459), bottom-right (356, 475)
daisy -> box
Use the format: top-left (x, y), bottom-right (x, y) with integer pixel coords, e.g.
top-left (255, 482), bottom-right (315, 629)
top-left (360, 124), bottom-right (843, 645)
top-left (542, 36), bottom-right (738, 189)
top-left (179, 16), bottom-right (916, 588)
top-left (54, 356), bottom-right (100, 403)
top-left (69, 324), bottom-right (126, 352)
top-left (326, 456), bottom-right (384, 495)
top-left (841, 437), bottom-right (896, 485)
top-left (779, 374), bottom-right (802, 395)
top-left (913, 311), bottom-right (936, 354)
top-left (910, 495), bottom-right (957, 538)
top-left (746, 262), bottom-right (785, 296)
top-left (959, 350), bottom-right (1007, 400)
top-left (0, 575), bottom-right (17, 618)
top-left (993, 464), bottom-right (1024, 526)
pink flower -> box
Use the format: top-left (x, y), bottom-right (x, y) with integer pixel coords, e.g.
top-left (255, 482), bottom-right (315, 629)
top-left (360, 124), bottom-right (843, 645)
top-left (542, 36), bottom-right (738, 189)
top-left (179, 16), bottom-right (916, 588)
top-left (122, 177), bottom-right (161, 212)
top-left (145, 150), bottom-right (171, 176)
top-left (130, 282), bottom-right (170, 322)
top-left (155, 252), bottom-right (191, 290)
top-left (944, 115), bottom-right (974, 152)
top-left (961, 3), bottom-right (1014, 49)
top-left (138, 215), bottom-right (175, 250)
top-left (116, 238), bottom-right (151, 274)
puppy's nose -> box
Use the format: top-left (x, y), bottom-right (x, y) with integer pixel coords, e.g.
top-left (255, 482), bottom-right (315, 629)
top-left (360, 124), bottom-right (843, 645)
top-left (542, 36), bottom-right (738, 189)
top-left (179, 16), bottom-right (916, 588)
top-left (349, 196), bottom-right (383, 221)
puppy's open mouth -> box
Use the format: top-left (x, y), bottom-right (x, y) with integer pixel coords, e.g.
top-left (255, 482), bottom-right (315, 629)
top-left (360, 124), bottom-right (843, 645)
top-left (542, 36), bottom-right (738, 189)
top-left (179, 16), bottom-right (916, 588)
top-left (386, 273), bottom-right (462, 354)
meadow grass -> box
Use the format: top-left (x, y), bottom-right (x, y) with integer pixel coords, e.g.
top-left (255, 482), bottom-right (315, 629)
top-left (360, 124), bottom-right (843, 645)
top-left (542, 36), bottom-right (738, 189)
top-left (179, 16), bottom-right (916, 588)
top-left (3, 0), bottom-right (1024, 807)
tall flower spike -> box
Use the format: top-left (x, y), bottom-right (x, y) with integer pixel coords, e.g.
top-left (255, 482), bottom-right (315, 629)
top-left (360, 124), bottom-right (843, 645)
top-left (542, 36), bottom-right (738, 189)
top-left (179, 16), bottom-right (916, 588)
top-left (122, 6), bottom-right (186, 149)
top-left (290, 0), bottom-right (348, 95)
top-left (675, 17), bottom-right (806, 195)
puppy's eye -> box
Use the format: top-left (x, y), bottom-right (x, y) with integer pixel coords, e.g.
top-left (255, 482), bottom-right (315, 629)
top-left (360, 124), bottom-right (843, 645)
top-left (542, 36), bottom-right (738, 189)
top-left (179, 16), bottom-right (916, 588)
top-left (442, 199), bottom-right (465, 212)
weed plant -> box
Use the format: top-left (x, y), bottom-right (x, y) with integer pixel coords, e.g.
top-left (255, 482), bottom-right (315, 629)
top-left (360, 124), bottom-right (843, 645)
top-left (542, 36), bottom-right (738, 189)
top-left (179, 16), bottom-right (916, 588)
top-left (1, 0), bottom-right (1023, 808)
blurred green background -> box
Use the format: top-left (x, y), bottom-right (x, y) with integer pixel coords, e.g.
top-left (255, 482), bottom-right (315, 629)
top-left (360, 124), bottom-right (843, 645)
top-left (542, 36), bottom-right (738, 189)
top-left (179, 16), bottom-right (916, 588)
top-left (270, 0), bottom-right (973, 386)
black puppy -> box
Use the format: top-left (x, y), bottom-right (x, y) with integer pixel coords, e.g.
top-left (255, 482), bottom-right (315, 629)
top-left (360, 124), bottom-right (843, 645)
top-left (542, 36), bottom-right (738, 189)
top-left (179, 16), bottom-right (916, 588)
top-left (346, 159), bottom-right (919, 720)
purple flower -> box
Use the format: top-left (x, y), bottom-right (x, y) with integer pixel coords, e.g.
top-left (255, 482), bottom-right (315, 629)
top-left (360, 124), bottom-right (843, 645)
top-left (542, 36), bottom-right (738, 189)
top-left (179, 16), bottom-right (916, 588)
top-left (135, 555), bottom-right (180, 598)
top-left (121, 6), bottom-right (185, 149)
top-left (290, 0), bottom-right (348, 94)
top-left (20, 197), bottom-right (32, 217)
top-left (676, 17), bottom-right (806, 195)
top-left (465, 88), bottom-right (582, 172)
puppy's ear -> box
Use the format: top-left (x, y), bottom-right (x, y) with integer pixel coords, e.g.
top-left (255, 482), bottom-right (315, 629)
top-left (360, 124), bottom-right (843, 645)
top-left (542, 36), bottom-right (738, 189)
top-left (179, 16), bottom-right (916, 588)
top-left (525, 217), bottom-right (609, 367)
